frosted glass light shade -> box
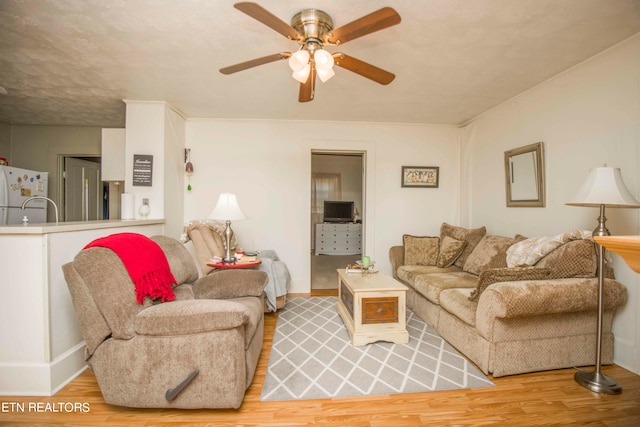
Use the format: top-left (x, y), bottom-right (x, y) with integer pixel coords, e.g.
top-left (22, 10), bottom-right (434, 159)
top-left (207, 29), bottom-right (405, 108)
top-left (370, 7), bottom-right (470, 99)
top-left (288, 50), bottom-right (310, 72)
top-left (313, 49), bottom-right (334, 71)
top-left (317, 67), bottom-right (335, 82)
top-left (292, 64), bottom-right (311, 83)
top-left (566, 166), bottom-right (640, 208)
top-left (208, 193), bottom-right (247, 221)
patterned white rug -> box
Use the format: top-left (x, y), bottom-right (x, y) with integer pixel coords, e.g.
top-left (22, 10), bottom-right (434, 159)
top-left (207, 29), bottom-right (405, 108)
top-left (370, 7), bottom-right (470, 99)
top-left (261, 296), bottom-right (494, 401)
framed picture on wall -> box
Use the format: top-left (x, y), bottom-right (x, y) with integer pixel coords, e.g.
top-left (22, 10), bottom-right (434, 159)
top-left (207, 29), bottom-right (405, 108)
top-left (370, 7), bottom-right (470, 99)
top-left (401, 166), bottom-right (439, 188)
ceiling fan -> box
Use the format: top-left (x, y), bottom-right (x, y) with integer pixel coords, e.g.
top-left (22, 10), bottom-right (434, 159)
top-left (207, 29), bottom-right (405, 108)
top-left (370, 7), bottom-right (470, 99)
top-left (219, 2), bottom-right (401, 102)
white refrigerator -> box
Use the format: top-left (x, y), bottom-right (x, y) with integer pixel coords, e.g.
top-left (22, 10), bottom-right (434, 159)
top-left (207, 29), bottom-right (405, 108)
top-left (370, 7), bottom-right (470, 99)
top-left (0, 165), bottom-right (49, 224)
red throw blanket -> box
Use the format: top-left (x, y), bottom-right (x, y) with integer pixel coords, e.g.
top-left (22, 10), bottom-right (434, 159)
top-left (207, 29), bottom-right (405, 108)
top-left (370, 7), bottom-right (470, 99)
top-left (84, 233), bottom-right (176, 304)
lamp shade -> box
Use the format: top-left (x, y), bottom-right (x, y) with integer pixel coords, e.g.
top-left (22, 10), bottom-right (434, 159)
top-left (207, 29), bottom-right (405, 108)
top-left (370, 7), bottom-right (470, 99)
top-left (288, 50), bottom-right (310, 72)
top-left (208, 193), bottom-right (247, 221)
top-left (313, 49), bottom-right (334, 71)
top-left (316, 66), bottom-right (335, 82)
top-left (292, 64), bottom-right (311, 83)
top-left (566, 166), bottom-right (640, 208)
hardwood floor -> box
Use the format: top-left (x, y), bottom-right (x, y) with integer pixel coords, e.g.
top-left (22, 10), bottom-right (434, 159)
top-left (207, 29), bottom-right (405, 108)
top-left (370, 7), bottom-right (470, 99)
top-left (2, 293), bottom-right (640, 426)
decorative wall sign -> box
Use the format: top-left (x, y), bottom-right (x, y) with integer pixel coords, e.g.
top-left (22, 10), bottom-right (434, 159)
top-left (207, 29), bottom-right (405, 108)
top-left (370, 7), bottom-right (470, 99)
top-left (401, 166), bottom-right (439, 188)
top-left (133, 154), bottom-right (153, 187)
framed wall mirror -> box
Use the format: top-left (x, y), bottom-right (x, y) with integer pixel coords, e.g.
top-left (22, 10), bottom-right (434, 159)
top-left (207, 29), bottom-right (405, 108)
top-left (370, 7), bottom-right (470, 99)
top-left (504, 142), bottom-right (545, 207)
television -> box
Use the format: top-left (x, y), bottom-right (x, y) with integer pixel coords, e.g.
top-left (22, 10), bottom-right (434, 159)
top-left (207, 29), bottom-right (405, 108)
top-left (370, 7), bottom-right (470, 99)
top-left (323, 201), bottom-right (354, 223)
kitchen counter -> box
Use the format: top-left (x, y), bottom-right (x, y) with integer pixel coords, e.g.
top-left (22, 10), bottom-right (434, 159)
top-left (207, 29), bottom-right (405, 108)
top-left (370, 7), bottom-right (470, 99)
top-left (0, 218), bottom-right (165, 234)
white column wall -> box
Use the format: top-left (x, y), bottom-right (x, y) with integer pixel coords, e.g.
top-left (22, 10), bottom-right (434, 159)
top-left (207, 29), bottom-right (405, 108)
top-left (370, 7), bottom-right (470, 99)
top-left (125, 101), bottom-right (186, 237)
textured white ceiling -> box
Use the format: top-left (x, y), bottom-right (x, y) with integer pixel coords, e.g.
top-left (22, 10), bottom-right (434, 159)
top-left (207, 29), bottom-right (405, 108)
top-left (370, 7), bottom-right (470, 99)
top-left (1, 0), bottom-right (640, 127)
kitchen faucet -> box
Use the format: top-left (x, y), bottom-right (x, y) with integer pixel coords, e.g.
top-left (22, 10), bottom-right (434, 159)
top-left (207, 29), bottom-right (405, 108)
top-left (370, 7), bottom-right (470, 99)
top-left (21, 196), bottom-right (59, 223)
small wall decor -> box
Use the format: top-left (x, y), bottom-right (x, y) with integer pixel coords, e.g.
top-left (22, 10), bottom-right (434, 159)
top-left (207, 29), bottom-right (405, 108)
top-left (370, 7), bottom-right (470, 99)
top-left (185, 148), bottom-right (194, 191)
top-left (132, 154), bottom-right (153, 187)
top-left (401, 166), bottom-right (439, 188)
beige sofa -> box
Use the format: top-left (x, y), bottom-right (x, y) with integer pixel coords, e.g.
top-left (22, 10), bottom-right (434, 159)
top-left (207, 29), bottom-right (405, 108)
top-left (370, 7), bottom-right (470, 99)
top-left (389, 223), bottom-right (628, 377)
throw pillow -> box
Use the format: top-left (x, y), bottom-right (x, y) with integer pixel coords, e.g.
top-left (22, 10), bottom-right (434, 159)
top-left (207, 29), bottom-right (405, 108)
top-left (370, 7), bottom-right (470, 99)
top-left (468, 266), bottom-right (553, 302)
top-left (535, 239), bottom-right (597, 278)
top-left (436, 236), bottom-right (467, 268)
top-left (403, 235), bottom-right (440, 266)
top-left (440, 223), bottom-right (487, 268)
top-left (463, 234), bottom-right (522, 276)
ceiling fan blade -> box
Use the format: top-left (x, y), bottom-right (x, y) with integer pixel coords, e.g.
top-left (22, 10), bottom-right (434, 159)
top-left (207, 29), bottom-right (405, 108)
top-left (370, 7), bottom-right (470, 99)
top-left (333, 53), bottom-right (395, 85)
top-left (234, 2), bottom-right (303, 41)
top-left (299, 66), bottom-right (316, 102)
top-left (323, 7), bottom-right (400, 45)
top-left (220, 52), bottom-right (290, 75)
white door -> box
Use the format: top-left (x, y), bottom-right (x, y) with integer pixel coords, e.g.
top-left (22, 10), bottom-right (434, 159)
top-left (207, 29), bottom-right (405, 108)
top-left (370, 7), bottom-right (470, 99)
top-left (64, 157), bottom-right (102, 221)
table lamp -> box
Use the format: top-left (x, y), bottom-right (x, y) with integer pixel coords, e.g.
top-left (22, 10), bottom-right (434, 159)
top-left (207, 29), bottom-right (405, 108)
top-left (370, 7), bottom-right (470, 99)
top-left (208, 192), bottom-right (247, 262)
top-left (566, 165), bottom-right (640, 394)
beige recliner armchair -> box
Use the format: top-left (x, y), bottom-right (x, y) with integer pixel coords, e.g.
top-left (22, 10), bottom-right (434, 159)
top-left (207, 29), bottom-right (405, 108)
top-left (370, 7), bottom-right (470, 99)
top-left (62, 235), bottom-right (268, 409)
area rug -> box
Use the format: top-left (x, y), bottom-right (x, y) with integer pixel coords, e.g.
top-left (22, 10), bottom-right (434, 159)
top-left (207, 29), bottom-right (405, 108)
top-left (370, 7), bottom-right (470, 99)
top-left (261, 296), bottom-right (494, 401)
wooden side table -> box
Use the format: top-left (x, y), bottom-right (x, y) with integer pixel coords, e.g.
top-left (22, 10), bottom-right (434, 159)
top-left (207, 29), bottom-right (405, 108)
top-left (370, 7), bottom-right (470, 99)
top-left (336, 268), bottom-right (409, 346)
top-left (206, 258), bottom-right (262, 269)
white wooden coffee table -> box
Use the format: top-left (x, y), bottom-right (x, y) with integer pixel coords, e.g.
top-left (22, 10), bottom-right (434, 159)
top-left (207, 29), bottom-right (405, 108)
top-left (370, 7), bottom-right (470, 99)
top-left (336, 268), bottom-right (409, 346)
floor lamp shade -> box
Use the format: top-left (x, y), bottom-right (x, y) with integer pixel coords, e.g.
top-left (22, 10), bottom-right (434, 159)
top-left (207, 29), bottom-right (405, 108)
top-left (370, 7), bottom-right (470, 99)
top-left (566, 165), bottom-right (639, 395)
top-left (566, 166), bottom-right (640, 208)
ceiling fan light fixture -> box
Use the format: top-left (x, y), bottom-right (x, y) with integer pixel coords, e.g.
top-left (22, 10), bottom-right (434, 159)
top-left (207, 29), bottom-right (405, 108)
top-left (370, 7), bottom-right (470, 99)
top-left (313, 49), bottom-right (334, 71)
top-left (292, 63), bottom-right (311, 83)
top-left (316, 67), bottom-right (335, 82)
top-left (221, 4), bottom-right (401, 102)
top-left (288, 49), bottom-right (310, 72)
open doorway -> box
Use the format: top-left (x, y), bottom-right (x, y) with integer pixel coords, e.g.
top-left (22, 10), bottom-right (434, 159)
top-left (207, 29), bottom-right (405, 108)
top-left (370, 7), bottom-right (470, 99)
top-left (310, 151), bottom-right (364, 290)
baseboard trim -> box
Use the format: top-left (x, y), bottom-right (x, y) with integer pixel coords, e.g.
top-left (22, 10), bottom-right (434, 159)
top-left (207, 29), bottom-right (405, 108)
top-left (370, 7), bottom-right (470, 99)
top-left (0, 342), bottom-right (87, 396)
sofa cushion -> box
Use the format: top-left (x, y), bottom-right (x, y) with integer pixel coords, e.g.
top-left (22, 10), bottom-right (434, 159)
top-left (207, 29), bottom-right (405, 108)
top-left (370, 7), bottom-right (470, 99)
top-left (535, 239), bottom-right (597, 278)
top-left (463, 235), bottom-right (521, 276)
top-left (397, 265), bottom-right (461, 285)
top-left (440, 223), bottom-right (487, 268)
top-left (403, 235), bottom-right (439, 266)
top-left (439, 288), bottom-right (477, 327)
top-left (135, 299), bottom-right (249, 336)
top-left (436, 236), bottom-right (467, 268)
top-left (468, 266), bottom-right (553, 302)
top-left (412, 271), bottom-right (478, 305)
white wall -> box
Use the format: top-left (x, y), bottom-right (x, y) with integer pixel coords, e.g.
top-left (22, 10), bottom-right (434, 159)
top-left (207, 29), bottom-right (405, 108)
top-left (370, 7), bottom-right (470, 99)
top-left (312, 153), bottom-right (363, 215)
top-left (185, 119), bottom-right (460, 293)
top-left (462, 35), bottom-right (640, 374)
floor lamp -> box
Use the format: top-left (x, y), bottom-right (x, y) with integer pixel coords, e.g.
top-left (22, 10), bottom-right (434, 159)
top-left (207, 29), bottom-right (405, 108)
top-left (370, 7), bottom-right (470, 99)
top-left (208, 192), bottom-right (247, 263)
top-left (567, 165), bottom-right (640, 394)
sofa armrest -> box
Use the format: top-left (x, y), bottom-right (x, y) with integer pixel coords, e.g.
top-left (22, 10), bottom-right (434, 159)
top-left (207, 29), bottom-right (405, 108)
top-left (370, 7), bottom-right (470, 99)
top-left (135, 299), bottom-right (250, 336)
top-left (389, 246), bottom-right (405, 279)
top-left (192, 269), bottom-right (268, 300)
top-left (476, 277), bottom-right (627, 336)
